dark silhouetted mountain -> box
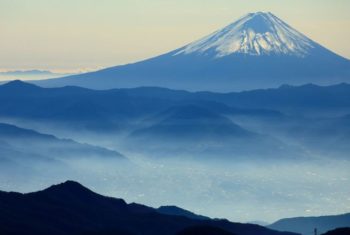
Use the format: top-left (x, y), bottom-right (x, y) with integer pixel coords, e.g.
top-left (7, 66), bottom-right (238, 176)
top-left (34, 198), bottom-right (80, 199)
top-left (268, 213), bottom-right (350, 235)
top-left (176, 225), bottom-right (236, 235)
top-left (157, 206), bottom-right (210, 220)
top-left (0, 180), bottom-right (298, 235)
top-left (81, 229), bottom-right (136, 235)
top-left (35, 12), bottom-right (350, 92)
top-left (0, 123), bottom-right (125, 161)
top-left (248, 221), bottom-right (270, 226)
top-left (321, 227), bottom-right (350, 235)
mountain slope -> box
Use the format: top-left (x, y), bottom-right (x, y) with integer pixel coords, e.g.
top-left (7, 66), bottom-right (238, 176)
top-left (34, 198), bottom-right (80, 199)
top-left (176, 226), bottom-right (237, 235)
top-left (35, 12), bottom-right (350, 91)
top-left (174, 12), bottom-right (314, 57)
top-left (127, 105), bottom-right (299, 160)
top-left (157, 206), bottom-right (210, 220)
top-left (268, 213), bottom-right (350, 235)
top-left (0, 180), bottom-right (298, 235)
top-left (0, 80), bottom-right (286, 132)
top-left (322, 228), bottom-right (350, 235)
top-left (3, 81), bottom-right (350, 119)
top-left (130, 105), bottom-right (254, 141)
top-left (0, 122), bottom-right (125, 161)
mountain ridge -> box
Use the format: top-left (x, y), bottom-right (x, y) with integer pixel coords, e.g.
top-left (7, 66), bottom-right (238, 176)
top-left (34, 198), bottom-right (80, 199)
top-left (0, 180), bottom-right (299, 235)
top-left (157, 206), bottom-right (211, 220)
top-left (0, 122), bottom-right (125, 161)
top-left (2, 80), bottom-right (350, 117)
top-left (268, 213), bottom-right (350, 235)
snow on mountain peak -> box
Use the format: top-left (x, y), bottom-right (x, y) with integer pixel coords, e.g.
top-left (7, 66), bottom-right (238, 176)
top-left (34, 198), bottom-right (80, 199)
top-left (174, 12), bottom-right (315, 58)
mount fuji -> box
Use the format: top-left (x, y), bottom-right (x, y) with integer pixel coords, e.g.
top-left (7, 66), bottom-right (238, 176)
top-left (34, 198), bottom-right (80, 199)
top-left (37, 12), bottom-right (350, 91)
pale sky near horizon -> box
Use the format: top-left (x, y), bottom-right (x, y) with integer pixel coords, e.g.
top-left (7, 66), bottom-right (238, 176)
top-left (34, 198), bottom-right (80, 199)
top-left (1, 0), bottom-right (349, 73)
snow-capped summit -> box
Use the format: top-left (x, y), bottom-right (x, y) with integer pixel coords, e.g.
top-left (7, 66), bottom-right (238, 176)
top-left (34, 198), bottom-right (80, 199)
top-left (36, 12), bottom-right (350, 91)
top-left (174, 12), bottom-right (314, 57)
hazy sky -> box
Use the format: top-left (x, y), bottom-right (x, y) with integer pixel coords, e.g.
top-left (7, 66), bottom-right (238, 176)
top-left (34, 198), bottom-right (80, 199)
top-left (1, 0), bottom-right (349, 72)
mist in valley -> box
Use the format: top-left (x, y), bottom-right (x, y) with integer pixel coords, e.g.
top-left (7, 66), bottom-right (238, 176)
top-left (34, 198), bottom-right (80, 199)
top-left (1, 114), bottom-right (349, 224)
